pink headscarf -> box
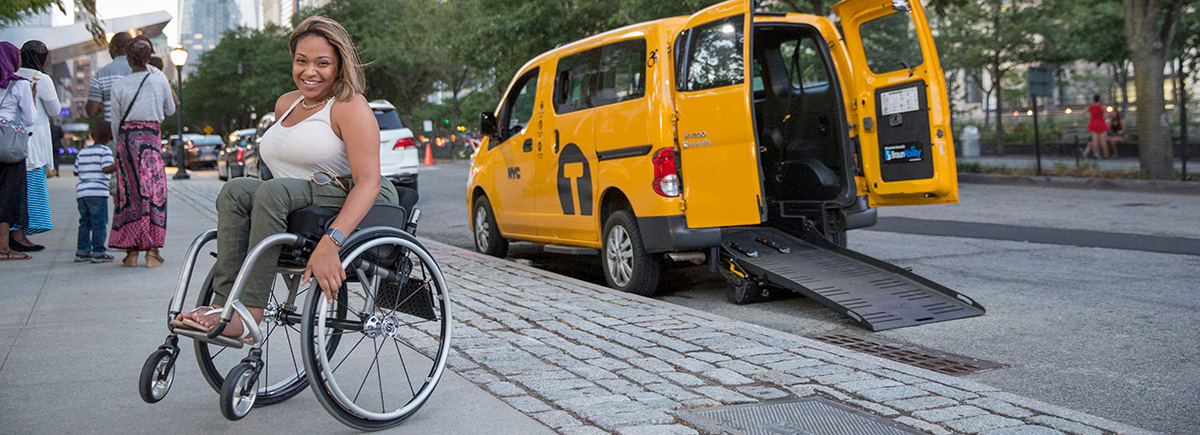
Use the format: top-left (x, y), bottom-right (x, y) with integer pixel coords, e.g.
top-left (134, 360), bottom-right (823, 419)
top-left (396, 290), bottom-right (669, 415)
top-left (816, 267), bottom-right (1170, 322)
top-left (0, 42), bottom-right (28, 89)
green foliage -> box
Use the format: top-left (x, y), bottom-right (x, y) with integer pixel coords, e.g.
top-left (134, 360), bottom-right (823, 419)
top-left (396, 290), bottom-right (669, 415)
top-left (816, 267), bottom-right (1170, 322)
top-left (0, 0), bottom-right (60, 24)
top-left (181, 25), bottom-right (293, 136)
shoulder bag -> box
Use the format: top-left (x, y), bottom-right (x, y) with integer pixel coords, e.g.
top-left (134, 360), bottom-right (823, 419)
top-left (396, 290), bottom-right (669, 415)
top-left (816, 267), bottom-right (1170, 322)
top-left (0, 86), bottom-right (31, 164)
top-left (110, 73), bottom-right (151, 195)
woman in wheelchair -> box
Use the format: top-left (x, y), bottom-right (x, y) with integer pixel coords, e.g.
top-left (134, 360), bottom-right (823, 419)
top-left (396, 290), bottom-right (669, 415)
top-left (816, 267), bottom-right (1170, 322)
top-left (172, 16), bottom-right (398, 339)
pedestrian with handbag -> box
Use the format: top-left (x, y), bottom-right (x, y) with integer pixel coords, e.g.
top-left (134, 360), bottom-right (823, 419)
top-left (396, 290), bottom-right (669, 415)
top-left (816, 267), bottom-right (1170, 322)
top-left (108, 37), bottom-right (175, 267)
top-left (9, 40), bottom-right (63, 252)
top-left (0, 42), bottom-right (37, 261)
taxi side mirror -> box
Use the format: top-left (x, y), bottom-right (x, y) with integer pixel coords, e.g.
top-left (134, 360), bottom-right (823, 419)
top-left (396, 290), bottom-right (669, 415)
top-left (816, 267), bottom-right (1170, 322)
top-left (480, 112), bottom-right (498, 138)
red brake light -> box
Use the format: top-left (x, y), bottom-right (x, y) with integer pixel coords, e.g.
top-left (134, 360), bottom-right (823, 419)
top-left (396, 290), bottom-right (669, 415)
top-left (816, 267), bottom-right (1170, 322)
top-left (652, 148), bottom-right (680, 197)
top-left (393, 137), bottom-right (416, 149)
top-left (236, 149), bottom-right (245, 161)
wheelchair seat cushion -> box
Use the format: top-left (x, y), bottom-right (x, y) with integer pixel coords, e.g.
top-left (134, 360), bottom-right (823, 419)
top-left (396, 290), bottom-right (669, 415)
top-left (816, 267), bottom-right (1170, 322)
top-left (285, 203), bottom-right (411, 242)
top-left (286, 205), bottom-right (338, 240)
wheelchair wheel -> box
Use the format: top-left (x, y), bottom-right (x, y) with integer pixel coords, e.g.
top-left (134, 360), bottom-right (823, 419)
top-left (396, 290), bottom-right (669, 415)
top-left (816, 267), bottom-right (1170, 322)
top-left (302, 229), bottom-right (452, 431)
top-left (138, 348), bottom-right (176, 403)
top-left (219, 362), bottom-right (258, 420)
top-left (193, 262), bottom-right (347, 406)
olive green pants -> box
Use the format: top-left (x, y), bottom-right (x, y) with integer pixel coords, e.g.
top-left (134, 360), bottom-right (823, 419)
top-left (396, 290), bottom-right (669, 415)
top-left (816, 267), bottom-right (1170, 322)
top-left (211, 177), bottom-right (398, 308)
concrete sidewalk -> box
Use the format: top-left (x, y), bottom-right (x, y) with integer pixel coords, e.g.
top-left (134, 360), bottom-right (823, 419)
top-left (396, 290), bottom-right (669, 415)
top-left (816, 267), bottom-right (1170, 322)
top-left (0, 172), bottom-right (1156, 434)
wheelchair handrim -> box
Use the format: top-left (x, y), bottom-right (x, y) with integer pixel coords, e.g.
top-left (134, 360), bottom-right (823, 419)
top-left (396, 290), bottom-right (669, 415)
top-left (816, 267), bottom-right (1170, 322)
top-left (315, 236), bottom-right (452, 421)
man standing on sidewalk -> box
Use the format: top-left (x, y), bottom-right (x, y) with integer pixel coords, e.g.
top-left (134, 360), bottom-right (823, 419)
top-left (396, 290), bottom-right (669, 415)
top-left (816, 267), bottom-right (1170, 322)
top-left (85, 33), bottom-right (132, 149)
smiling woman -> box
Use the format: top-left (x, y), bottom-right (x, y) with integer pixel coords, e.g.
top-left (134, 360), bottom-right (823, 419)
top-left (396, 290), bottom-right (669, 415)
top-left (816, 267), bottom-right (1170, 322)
top-left (174, 16), bottom-right (398, 343)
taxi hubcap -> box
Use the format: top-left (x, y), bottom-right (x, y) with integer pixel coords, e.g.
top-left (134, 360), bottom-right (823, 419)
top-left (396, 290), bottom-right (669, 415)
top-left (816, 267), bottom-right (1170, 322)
top-left (475, 207), bottom-right (489, 251)
top-left (606, 226), bottom-right (633, 287)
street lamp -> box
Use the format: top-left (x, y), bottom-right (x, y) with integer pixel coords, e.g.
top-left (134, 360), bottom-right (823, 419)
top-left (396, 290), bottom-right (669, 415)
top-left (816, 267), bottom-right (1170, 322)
top-left (170, 46), bottom-right (190, 180)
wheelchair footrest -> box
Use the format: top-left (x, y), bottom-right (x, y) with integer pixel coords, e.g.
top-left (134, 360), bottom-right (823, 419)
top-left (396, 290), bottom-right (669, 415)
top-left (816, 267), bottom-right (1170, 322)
top-left (375, 278), bottom-right (437, 321)
top-left (174, 327), bottom-right (247, 349)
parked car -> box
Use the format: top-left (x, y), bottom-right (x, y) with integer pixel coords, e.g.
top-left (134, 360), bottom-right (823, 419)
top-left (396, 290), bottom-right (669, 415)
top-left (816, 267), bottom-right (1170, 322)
top-left (164, 134), bottom-right (225, 168)
top-left (371, 100), bottom-right (419, 191)
top-left (217, 128), bottom-right (256, 180)
top-left (244, 112), bottom-right (275, 180)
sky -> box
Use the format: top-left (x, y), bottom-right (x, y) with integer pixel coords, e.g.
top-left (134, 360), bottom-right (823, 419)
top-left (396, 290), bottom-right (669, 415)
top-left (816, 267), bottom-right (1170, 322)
top-left (96, 0), bottom-right (259, 47)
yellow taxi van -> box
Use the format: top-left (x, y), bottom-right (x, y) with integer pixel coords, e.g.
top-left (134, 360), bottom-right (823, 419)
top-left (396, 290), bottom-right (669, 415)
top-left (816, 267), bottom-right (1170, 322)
top-left (467, 0), bottom-right (961, 308)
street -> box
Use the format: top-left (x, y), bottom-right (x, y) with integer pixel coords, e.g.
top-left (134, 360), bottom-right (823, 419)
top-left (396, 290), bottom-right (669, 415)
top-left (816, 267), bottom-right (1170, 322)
top-left (417, 160), bottom-right (1199, 435)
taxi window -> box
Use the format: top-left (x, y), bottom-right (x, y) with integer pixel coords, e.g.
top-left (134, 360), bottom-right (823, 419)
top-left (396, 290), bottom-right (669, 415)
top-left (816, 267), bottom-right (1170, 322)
top-left (499, 68), bottom-right (539, 139)
top-left (680, 15), bottom-right (744, 92)
top-left (554, 49), bottom-right (599, 114)
top-left (593, 39), bottom-right (646, 107)
top-left (859, 11), bottom-right (924, 75)
top-left (780, 37), bottom-right (829, 90)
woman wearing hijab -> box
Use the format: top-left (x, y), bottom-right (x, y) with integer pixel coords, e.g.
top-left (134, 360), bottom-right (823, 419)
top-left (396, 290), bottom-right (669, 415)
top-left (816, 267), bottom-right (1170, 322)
top-left (0, 42), bottom-right (37, 261)
top-left (108, 37), bottom-right (175, 267)
top-left (8, 40), bottom-right (62, 252)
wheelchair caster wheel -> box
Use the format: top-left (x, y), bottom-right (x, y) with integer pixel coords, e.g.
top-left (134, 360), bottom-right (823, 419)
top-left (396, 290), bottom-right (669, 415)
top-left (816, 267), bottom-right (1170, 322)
top-left (139, 349), bottom-right (176, 403)
top-left (219, 362), bottom-right (259, 420)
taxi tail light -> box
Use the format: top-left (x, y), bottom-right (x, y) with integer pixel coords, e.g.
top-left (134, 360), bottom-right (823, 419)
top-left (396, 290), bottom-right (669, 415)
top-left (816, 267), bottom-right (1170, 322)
top-left (236, 149), bottom-right (245, 161)
top-left (652, 148), bottom-right (680, 197)
top-left (393, 137), bottom-right (416, 149)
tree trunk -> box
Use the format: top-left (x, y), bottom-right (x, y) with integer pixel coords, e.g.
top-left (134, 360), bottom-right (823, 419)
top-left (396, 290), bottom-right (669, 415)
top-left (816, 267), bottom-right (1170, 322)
top-left (993, 64), bottom-right (1005, 155)
top-left (1124, 0), bottom-right (1182, 179)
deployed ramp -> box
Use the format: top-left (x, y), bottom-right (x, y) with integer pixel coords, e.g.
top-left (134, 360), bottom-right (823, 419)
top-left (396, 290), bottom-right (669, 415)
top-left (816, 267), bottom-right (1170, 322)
top-left (721, 226), bottom-right (984, 331)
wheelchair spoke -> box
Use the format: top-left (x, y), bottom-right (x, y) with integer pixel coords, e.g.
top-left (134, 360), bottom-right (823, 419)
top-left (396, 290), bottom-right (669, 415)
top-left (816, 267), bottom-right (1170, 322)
top-left (353, 337), bottom-right (386, 403)
top-left (283, 320), bottom-right (300, 376)
top-left (390, 334), bottom-right (436, 362)
top-left (332, 333), bottom-right (368, 374)
top-left (393, 337), bottom-right (416, 396)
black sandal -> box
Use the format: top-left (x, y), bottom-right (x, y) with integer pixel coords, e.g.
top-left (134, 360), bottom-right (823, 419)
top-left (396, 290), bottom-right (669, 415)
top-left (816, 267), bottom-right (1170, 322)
top-left (0, 250), bottom-right (32, 260)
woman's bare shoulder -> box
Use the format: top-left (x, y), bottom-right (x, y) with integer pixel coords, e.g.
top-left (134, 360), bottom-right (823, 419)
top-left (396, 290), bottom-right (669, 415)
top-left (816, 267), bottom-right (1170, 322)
top-left (330, 94), bottom-right (371, 121)
top-left (275, 91), bottom-right (303, 114)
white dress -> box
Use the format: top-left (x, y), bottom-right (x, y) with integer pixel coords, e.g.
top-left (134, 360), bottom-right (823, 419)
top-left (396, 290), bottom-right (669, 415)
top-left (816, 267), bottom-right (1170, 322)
top-left (16, 68), bottom-right (61, 171)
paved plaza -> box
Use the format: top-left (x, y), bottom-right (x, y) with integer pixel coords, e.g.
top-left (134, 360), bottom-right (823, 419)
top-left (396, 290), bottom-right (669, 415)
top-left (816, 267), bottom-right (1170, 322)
top-left (0, 173), bottom-right (1160, 434)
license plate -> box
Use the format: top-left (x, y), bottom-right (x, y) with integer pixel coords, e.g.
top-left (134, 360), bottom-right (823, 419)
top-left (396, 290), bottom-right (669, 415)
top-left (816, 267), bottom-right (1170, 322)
top-left (203, 155), bottom-right (214, 160)
top-left (880, 87), bottom-right (920, 116)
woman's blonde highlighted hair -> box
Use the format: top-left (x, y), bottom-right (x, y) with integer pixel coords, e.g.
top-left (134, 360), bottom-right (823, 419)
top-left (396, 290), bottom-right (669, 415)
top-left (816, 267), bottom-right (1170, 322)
top-left (290, 16), bottom-right (364, 101)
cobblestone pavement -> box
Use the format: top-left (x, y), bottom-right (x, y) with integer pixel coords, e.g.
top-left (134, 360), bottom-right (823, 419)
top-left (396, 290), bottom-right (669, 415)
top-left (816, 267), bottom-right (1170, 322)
top-left (171, 179), bottom-right (1154, 435)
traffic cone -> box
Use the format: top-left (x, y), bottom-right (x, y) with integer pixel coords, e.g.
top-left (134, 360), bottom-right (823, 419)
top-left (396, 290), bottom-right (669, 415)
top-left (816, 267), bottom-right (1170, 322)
top-left (423, 143), bottom-right (434, 166)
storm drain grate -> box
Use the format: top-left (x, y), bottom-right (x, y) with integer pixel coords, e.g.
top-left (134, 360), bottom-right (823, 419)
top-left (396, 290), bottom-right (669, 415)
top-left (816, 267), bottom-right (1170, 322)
top-left (807, 331), bottom-right (1007, 376)
top-left (680, 397), bottom-right (922, 435)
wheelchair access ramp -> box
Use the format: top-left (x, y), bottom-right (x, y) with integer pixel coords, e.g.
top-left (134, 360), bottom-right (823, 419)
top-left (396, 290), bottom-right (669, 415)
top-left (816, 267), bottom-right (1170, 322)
top-left (720, 226), bottom-right (984, 331)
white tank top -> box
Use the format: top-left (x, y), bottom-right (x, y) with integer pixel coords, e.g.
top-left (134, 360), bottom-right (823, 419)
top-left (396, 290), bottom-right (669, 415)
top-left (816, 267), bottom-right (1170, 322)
top-left (259, 96), bottom-right (352, 179)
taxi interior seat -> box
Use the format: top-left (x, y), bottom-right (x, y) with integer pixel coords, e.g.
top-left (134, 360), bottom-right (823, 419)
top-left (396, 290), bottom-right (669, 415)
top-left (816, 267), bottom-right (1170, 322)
top-left (754, 25), bottom-right (845, 202)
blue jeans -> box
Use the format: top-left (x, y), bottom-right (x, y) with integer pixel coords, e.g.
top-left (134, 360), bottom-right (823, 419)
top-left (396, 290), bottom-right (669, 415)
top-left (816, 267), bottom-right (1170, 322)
top-left (77, 196), bottom-right (109, 255)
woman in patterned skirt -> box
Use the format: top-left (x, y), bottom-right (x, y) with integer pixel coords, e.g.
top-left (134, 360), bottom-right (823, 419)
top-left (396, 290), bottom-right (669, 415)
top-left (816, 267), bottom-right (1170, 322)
top-left (108, 37), bottom-right (175, 267)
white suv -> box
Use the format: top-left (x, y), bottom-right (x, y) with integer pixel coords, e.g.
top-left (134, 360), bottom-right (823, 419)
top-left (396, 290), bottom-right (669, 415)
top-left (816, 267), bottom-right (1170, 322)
top-left (370, 100), bottom-right (419, 191)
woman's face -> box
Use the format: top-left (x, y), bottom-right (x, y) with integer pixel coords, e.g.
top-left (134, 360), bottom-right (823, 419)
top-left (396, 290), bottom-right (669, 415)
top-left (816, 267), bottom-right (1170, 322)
top-left (292, 35), bottom-right (339, 101)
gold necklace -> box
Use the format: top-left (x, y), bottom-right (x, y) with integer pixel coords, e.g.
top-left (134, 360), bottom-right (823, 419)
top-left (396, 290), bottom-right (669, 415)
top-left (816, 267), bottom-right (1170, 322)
top-left (301, 97), bottom-right (327, 110)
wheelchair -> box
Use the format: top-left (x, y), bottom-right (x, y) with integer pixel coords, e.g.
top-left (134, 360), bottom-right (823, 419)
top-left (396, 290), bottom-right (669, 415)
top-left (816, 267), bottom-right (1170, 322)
top-left (138, 187), bottom-right (452, 431)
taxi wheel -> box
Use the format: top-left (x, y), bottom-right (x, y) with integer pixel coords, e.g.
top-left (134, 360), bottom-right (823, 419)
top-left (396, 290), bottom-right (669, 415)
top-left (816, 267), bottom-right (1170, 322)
top-left (601, 210), bottom-right (660, 296)
top-left (474, 196), bottom-right (508, 258)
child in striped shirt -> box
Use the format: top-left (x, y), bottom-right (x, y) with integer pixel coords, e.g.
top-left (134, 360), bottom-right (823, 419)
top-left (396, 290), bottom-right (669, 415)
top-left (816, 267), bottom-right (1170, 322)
top-left (74, 123), bottom-right (116, 263)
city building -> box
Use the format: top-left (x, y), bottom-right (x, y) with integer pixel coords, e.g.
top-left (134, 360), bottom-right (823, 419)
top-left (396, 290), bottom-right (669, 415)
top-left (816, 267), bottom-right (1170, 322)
top-left (179, 0), bottom-right (242, 74)
top-left (0, 6), bottom-right (173, 120)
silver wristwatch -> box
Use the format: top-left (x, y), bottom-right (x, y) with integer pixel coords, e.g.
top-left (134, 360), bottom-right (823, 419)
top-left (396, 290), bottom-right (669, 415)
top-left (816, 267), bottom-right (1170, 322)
top-left (324, 228), bottom-right (346, 247)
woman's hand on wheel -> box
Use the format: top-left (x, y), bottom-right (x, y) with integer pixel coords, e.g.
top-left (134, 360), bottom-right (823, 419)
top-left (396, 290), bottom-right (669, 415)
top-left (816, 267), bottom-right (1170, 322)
top-left (301, 239), bottom-right (346, 302)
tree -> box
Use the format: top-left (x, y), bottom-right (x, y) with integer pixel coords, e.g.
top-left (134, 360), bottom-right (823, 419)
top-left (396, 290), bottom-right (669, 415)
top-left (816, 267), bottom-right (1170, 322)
top-left (315, 0), bottom-right (442, 128)
top-left (1124, 0), bottom-right (1185, 179)
top-left (932, 0), bottom-right (1042, 154)
top-left (181, 25), bottom-right (293, 136)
